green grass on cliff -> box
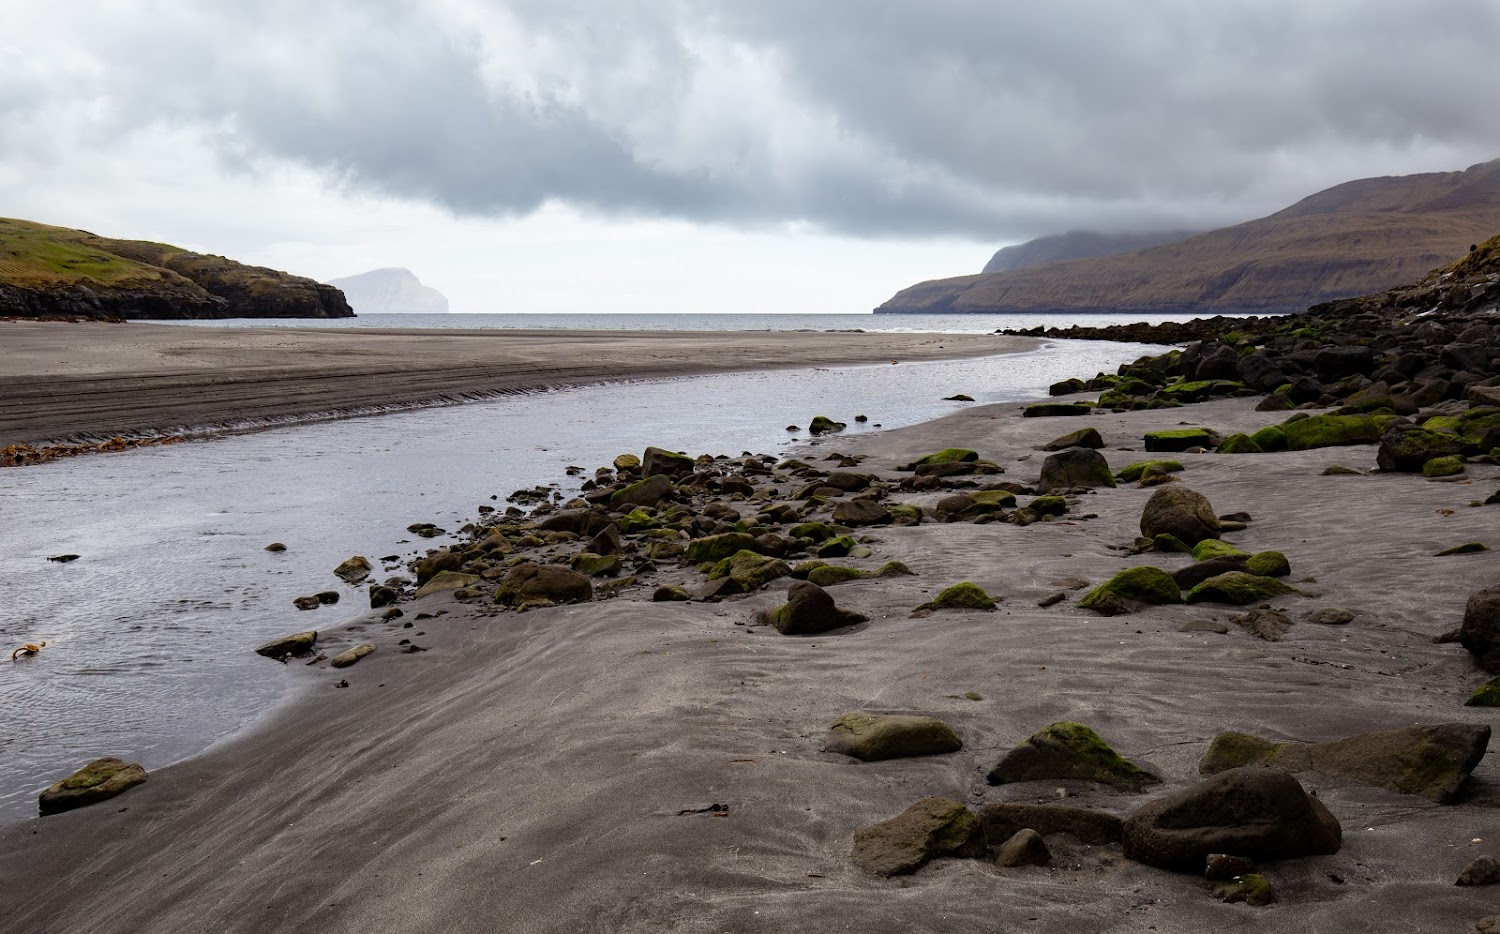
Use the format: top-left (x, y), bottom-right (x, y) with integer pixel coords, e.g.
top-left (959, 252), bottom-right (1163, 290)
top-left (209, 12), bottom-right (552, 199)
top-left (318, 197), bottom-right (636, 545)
top-left (0, 217), bottom-right (176, 287)
top-left (1449, 233), bottom-right (1500, 278)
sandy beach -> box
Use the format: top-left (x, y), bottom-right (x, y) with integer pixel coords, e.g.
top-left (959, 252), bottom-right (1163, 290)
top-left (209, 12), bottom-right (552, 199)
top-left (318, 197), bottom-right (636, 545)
top-left (0, 321), bottom-right (1029, 446)
top-left (3, 388), bottom-right (1496, 933)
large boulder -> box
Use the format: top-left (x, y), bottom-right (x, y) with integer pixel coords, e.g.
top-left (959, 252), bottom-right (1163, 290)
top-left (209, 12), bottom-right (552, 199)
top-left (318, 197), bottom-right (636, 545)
top-left (1043, 427), bottom-right (1105, 451)
top-left (495, 563), bottom-right (593, 608)
top-left (413, 570), bottom-right (482, 598)
top-left (977, 802), bottom-right (1123, 845)
top-left (685, 532), bottom-right (761, 563)
top-left (333, 555), bottom-right (372, 584)
top-left (1038, 447), bottom-right (1115, 493)
top-left (1077, 566), bottom-right (1181, 616)
top-left (1122, 767), bottom-right (1342, 873)
top-left (1200, 724), bottom-right (1491, 804)
top-left (1185, 572), bottom-right (1295, 605)
top-left (38, 757), bottom-right (148, 815)
top-left (987, 722), bottom-right (1160, 788)
top-left (641, 446), bottom-right (696, 478)
top-left (1460, 584), bottom-right (1500, 674)
top-left (1376, 423), bottom-right (1468, 472)
top-left (761, 580), bottom-right (867, 635)
top-left (707, 550), bottom-right (790, 593)
top-left (255, 630), bottom-right (316, 660)
top-left (824, 713), bottom-right (963, 761)
top-left (609, 475), bottom-right (676, 510)
top-left (1144, 428), bottom-right (1219, 452)
top-left (831, 498), bottom-right (892, 526)
top-left (1283, 413), bottom-right (1396, 451)
top-left (851, 797), bottom-right (984, 876)
top-left (1139, 486), bottom-right (1221, 547)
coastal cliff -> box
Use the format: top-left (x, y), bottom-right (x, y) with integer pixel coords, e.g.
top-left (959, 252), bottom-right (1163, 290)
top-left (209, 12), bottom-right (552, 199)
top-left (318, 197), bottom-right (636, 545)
top-left (0, 217), bottom-right (352, 320)
top-left (880, 159), bottom-right (1500, 316)
top-left (325, 267), bottom-right (448, 314)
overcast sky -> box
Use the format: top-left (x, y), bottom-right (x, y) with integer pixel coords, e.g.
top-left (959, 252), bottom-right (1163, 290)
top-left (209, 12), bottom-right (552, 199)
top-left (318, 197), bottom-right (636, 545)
top-left (4, 1), bottom-right (1499, 313)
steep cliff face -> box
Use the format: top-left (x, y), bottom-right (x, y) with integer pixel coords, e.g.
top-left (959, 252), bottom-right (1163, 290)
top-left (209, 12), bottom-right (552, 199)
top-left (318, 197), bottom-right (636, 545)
top-left (325, 267), bottom-right (449, 314)
top-left (880, 159), bottom-right (1500, 315)
top-left (981, 229), bottom-right (1204, 274)
top-left (0, 218), bottom-right (353, 320)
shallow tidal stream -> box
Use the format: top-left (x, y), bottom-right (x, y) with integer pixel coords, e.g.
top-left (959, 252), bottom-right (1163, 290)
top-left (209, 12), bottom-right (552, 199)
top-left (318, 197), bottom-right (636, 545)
top-left (0, 339), bottom-right (1164, 818)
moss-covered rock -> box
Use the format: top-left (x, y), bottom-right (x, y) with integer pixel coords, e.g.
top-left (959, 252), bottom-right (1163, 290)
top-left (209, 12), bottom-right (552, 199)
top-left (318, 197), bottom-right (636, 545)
top-left (1422, 454), bottom-right (1466, 477)
top-left (825, 712), bottom-right (963, 761)
top-left (1029, 495), bottom-right (1068, 516)
top-left (851, 797), bottom-right (984, 877)
top-left (1376, 423), bottom-right (1469, 472)
top-left (612, 452), bottom-right (641, 471)
top-left (610, 474), bottom-right (676, 509)
top-left (616, 508), bottom-right (659, 534)
top-left (1282, 413), bottom-right (1396, 451)
top-left (1185, 571), bottom-right (1295, 605)
top-left (817, 535), bottom-right (858, 558)
top-left (1116, 459), bottom-right (1184, 483)
top-left (1043, 426), bottom-right (1105, 450)
top-left (1077, 566), bottom-right (1181, 615)
top-left (970, 489), bottom-right (1017, 507)
top-left (1144, 428), bottom-right (1219, 452)
top-left (911, 448), bottom-right (977, 466)
top-left (1192, 540), bottom-right (1247, 562)
top-left (916, 582), bottom-right (998, 612)
top-left (708, 550), bottom-right (791, 593)
top-left (651, 585), bottom-right (691, 602)
top-left (1140, 485), bottom-right (1221, 546)
top-left (876, 560), bottom-right (916, 577)
top-left (987, 722), bottom-right (1161, 788)
top-left (789, 521), bottom-right (839, 542)
top-left (1024, 401), bottom-right (1094, 417)
top-left (495, 563), bottom-right (593, 608)
top-left (255, 630), bottom-right (317, 660)
top-left (888, 503), bottom-right (923, 526)
top-left (1153, 532), bottom-right (1191, 553)
top-left (1466, 675), bottom-right (1500, 707)
top-left (38, 757), bottom-right (148, 815)
top-left (333, 555), bottom-right (372, 584)
top-left (761, 580), bottom-right (867, 635)
top-left (1246, 550), bottom-right (1292, 577)
top-left (1436, 542), bottom-right (1489, 556)
top-left (1248, 424), bottom-right (1288, 452)
top-left (570, 552), bottom-right (623, 577)
top-left (1212, 873), bottom-right (1276, 907)
top-left (809, 415), bottom-right (846, 434)
top-left (1215, 433), bottom-right (1264, 454)
top-left (685, 532), bottom-right (760, 563)
top-left (808, 565), bottom-right (868, 587)
top-left (1158, 379), bottom-right (1245, 404)
top-left (641, 446), bottom-right (696, 477)
top-left (1038, 447), bottom-right (1115, 492)
top-left (414, 569), bottom-right (482, 598)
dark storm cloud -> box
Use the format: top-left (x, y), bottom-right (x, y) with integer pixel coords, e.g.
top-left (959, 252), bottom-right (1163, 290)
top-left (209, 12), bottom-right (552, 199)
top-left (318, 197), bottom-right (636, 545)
top-left (9, 0), bottom-right (1500, 239)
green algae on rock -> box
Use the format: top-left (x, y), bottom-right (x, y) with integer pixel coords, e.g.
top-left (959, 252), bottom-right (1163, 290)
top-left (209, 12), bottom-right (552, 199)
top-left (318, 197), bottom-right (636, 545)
top-left (1023, 401), bottom-right (1094, 417)
top-left (911, 448), bottom-right (977, 466)
top-left (1185, 571), bottom-right (1294, 605)
top-left (707, 550), bottom-right (790, 593)
top-left (413, 570), bottom-right (482, 598)
top-left (1466, 676), bottom-right (1500, 707)
top-left (987, 721), bottom-right (1160, 788)
top-left (1116, 459), bottom-right (1184, 483)
top-left (1144, 428), bottom-right (1219, 452)
top-left (1215, 433), bottom-right (1264, 454)
top-left (1192, 540), bottom-right (1247, 562)
top-left (851, 797), bottom-right (984, 877)
top-left (685, 532), bottom-right (759, 563)
top-left (808, 415), bottom-right (846, 434)
top-left (807, 565), bottom-right (868, 587)
top-left (38, 757), bottom-right (148, 815)
top-left (1248, 424), bottom-right (1288, 452)
top-left (1077, 566), bottom-right (1181, 615)
top-left (916, 581), bottom-right (998, 612)
top-left (1422, 454), bottom-right (1466, 477)
top-left (1282, 412), bottom-right (1396, 450)
top-left (1245, 550), bottom-right (1292, 578)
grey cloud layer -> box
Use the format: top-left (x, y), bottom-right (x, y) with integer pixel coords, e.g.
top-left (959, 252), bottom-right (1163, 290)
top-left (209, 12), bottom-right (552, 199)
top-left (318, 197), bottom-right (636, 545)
top-left (9, 0), bottom-right (1500, 238)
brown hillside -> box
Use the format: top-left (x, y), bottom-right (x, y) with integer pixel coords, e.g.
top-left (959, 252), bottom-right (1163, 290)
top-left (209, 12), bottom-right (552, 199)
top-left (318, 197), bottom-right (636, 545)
top-left (879, 159), bottom-right (1500, 315)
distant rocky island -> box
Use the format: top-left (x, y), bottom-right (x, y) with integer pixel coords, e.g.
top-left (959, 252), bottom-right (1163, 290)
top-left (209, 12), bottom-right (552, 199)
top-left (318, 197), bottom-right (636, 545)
top-left (880, 158), bottom-right (1500, 315)
top-left (0, 217), bottom-right (352, 320)
top-left (324, 267), bottom-right (448, 314)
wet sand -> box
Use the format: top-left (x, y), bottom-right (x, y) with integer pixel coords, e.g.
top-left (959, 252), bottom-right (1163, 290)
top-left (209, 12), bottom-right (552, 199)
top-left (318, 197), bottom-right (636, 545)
top-left (0, 321), bottom-right (1029, 445)
top-left (2, 394), bottom-right (1496, 933)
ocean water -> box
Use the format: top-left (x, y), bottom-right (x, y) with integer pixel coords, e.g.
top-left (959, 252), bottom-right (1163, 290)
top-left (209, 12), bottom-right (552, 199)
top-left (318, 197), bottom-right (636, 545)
top-left (163, 310), bottom-right (1227, 333)
top-left (0, 333), bottom-right (1170, 819)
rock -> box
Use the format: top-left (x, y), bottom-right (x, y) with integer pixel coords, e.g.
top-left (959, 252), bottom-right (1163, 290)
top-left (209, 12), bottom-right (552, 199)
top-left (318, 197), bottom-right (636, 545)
top-left (944, 393), bottom-right (975, 402)
top-left (1437, 542), bottom-right (1489, 556)
top-left (1424, 455), bottom-right (1468, 477)
top-left (1199, 724), bottom-right (1490, 804)
top-left (1460, 585), bottom-right (1500, 673)
top-left (330, 644), bottom-right (375, 668)
top-left (333, 555), bottom-right (371, 584)
top-left (1473, 915), bottom-right (1500, 934)
top-left (995, 829), bottom-right (1051, 867)
top-left (911, 448), bottom-right (978, 467)
top-left (292, 595), bottom-right (321, 611)
top-left (808, 415), bottom-right (846, 434)
top-left (588, 525), bottom-right (624, 556)
top-left (1077, 566), bottom-right (1181, 615)
top-left (1212, 873), bottom-right (1276, 906)
top-left (641, 446), bottom-right (695, 477)
top-left (977, 803), bottom-right (1124, 845)
top-left (1171, 556), bottom-right (1250, 591)
top-left (256, 630), bottom-right (316, 660)
top-left (1284, 413), bottom-right (1395, 450)
top-left (38, 758), bottom-right (148, 815)
top-left (570, 552), bottom-right (623, 577)
top-left (1181, 619), bottom-right (1230, 634)
top-left (1230, 608), bottom-right (1295, 641)
top-left (413, 570), bottom-right (481, 598)
top-left (1140, 486), bottom-right (1221, 547)
top-left (1116, 459), bottom-right (1184, 482)
top-left (915, 582), bottom-right (998, 612)
top-left (610, 474), bottom-right (676, 510)
top-left (1192, 539), bottom-right (1246, 561)
top-left (1028, 495), bottom-right (1068, 516)
top-left (987, 722), bottom-right (1160, 788)
top-left (369, 586), bottom-right (398, 609)
top-left (1043, 427), bottom-right (1105, 451)
top-left (264, 543), bottom-right (287, 552)
top-left (1246, 551), bottom-right (1292, 578)
top-left (651, 585), bottom-right (691, 602)
top-left (612, 453), bottom-right (641, 471)
top-left (1307, 607), bottom-right (1355, 626)
top-left (1144, 428), bottom-right (1219, 452)
top-left (851, 797), bottom-right (984, 877)
top-left (1121, 766), bottom-right (1341, 872)
top-left (1377, 423), bottom-right (1468, 472)
top-left (832, 499), bottom-right (891, 526)
top-left (817, 536), bottom-right (858, 559)
top-left (315, 591), bottom-right (340, 605)
top-left (707, 550), bottom-right (790, 593)
top-left (1457, 855), bottom-right (1500, 886)
top-left (1024, 402), bottom-right (1093, 417)
top-left (1467, 675), bottom-right (1500, 707)
top-left (495, 563), bottom-right (593, 609)
top-left (807, 566), bottom-right (868, 587)
top-left (1185, 572), bottom-right (1295, 605)
top-left (1038, 447), bottom-right (1115, 493)
top-left (825, 470), bottom-right (874, 492)
top-left (685, 532), bottom-right (761, 563)
top-left (823, 712), bottom-right (963, 761)
top-left (413, 550), bottom-right (462, 585)
top-left (1205, 853), bottom-right (1257, 880)
top-left (761, 580), bottom-right (867, 635)
top-left (1215, 433), bottom-right (1264, 454)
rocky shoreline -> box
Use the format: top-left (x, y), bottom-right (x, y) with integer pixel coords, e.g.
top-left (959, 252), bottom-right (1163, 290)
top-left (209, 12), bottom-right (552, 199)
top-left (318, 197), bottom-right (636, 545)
top-left (5, 261), bottom-right (1500, 929)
